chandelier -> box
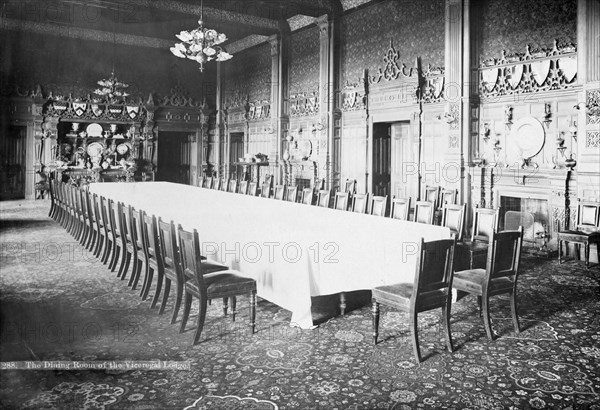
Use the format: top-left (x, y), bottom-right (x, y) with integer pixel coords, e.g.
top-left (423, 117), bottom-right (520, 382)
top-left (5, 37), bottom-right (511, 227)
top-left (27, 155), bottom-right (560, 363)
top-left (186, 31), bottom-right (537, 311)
top-left (94, 71), bottom-right (130, 103)
top-left (169, 0), bottom-right (233, 72)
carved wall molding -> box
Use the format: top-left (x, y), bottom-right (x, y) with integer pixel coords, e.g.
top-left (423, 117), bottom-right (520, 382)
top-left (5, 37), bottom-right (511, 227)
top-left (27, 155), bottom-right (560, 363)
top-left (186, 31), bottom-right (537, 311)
top-left (248, 101), bottom-right (271, 121)
top-left (368, 40), bottom-right (417, 85)
top-left (341, 79), bottom-right (367, 112)
top-left (586, 131), bottom-right (600, 148)
top-left (421, 65), bottom-right (445, 104)
top-left (586, 89), bottom-right (600, 124)
top-left (289, 91), bottom-right (320, 117)
top-left (479, 41), bottom-right (577, 98)
top-left (45, 94), bottom-right (146, 123)
top-left (160, 84), bottom-right (203, 108)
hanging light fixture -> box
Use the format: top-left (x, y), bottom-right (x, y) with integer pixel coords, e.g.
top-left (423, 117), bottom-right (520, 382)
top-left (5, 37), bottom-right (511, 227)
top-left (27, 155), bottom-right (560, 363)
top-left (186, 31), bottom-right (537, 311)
top-left (169, 0), bottom-right (233, 72)
top-left (94, 32), bottom-right (129, 104)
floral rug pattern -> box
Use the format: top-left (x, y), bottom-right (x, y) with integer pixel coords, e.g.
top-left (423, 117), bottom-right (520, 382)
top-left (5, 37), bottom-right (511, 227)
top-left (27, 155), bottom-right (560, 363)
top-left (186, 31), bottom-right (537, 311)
top-left (1, 199), bottom-right (599, 409)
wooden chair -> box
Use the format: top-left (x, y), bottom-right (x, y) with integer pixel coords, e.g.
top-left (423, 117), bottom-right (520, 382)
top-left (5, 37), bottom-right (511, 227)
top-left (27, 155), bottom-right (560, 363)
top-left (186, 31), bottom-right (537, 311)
top-left (110, 200), bottom-right (128, 277)
top-left (157, 218), bottom-right (186, 323)
top-left (213, 177), bottom-right (222, 190)
top-left (372, 236), bottom-right (457, 362)
top-left (317, 189), bottom-right (331, 208)
top-left (558, 201), bottom-right (600, 269)
top-left (436, 188), bottom-right (458, 224)
top-left (390, 197), bottom-right (411, 220)
top-left (352, 193), bottom-right (369, 214)
top-left (178, 225), bottom-right (257, 345)
top-left (344, 179), bottom-right (357, 210)
top-left (260, 181), bottom-right (271, 198)
top-left (127, 207), bottom-right (147, 291)
top-left (285, 185), bottom-right (298, 202)
top-left (82, 189), bottom-right (98, 251)
top-left (454, 227), bottom-right (524, 340)
top-left (238, 180), bottom-right (249, 195)
top-left (300, 188), bottom-right (314, 205)
top-left (441, 204), bottom-right (466, 242)
top-left (414, 200), bottom-right (435, 224)
top-left (424, 185), bottom-right (441, 207)
top-left (227, 179), bottom-right (238, 193)
top-left (99, 197), bottom-right (116, 266)
top-left (203, 176), bottom-right (213, 189)
top-left (91, 194), bottom-right (106, 258)
top-left (456, 207), bottom-right (500, 271)
top-left (370, 195), bottom-right (388, 217)
top-left (247, 181), bottom-right (258, 196)
top-left (219, 178), bottom-right (229, 191)
top-left (273, 184), bottom-right (286, 200)
top-left (140, 212), bottom-right (165, 308)
top-left (333, 191), bottom-right (350, 210)
top-left (118, 204), bottom-right (136, 283)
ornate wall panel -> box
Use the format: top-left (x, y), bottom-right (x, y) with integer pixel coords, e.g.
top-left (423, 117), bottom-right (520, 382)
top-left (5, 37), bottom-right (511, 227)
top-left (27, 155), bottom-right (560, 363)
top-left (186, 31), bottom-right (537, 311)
top-left (289, 26), bottom-right (320, 95)
top-left (340, 0), bottom-right (444, 85)
top-left (223, 43), bottom-right (271, 109)
top-left (479, 0), bottom-right (577, 64)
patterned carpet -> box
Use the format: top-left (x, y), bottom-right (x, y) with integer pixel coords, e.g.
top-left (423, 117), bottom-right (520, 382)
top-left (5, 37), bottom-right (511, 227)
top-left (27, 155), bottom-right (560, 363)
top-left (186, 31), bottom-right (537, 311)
top-left (0, 199), bottom-right (599, 409)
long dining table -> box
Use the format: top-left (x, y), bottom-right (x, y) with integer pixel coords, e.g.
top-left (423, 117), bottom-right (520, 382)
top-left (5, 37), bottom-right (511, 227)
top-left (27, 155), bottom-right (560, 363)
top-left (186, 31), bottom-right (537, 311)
top-left (89, 182), bottom-right (451, 329)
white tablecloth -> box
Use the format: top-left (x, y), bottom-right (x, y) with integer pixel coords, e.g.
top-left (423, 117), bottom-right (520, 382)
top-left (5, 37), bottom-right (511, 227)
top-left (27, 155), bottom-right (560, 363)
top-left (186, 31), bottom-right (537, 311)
top-left (89, 182), bottom-right (451, 328)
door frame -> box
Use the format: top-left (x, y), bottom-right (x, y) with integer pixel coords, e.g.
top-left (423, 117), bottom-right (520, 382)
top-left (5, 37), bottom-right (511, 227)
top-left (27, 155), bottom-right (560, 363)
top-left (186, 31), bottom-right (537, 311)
top-left (367, 108), bottom-right (420, 195)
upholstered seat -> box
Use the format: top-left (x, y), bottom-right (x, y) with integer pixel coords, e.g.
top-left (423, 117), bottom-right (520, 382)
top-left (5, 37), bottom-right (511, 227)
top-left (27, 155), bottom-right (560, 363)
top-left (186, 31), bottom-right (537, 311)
top-left (372, 237), bottom-right (456, 362)
top-left (557, 201), bottom-right (600, 269)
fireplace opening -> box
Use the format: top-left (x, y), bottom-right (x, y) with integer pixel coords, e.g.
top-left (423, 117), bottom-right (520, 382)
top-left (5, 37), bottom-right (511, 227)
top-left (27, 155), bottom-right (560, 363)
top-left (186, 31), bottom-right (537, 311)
top-left (500, 196), bottom-right (550, 245)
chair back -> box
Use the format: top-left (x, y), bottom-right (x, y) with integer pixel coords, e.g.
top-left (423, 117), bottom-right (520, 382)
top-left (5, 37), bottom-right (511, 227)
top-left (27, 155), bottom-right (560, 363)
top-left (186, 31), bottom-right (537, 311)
top-left (441, 204), bottom-right (466, 242)
top-left (227, 179), bottom-right (238, 193)
top-left (413, 237), bottom-right (456, 301)
top-left (472, 207), bottom-right (499, 242)
top-left (158, 218), bottom-right (181, 275)
top-left (414, 200), bottom-right (435, 224)
top-left (344, 179), bottom-right (357, 194)
top-left (213, 177), bottom-right (221, 190)
top-left (317, 189), bottom-right (331, 208)
top-left (333, 191), bottom-right (349, 210)
top-left (247, 181), bottom-right (258, 196)
top-left (122, 204), bottom-right (135, 244)
top-left (352, 193), bottom-right (369, 213)
top-left (274, 184), bottom-right (286, 200)
top-left (131, 207), bottom-right (145, 254)
top-left (219, 178), bottom-right (229, 191)
top-left (203, 176), bottom-right (213, 189)
top-left (100, 197), bottom-right (113, 232)
top-left (300, 188), bottom-right (314, 205)
top-left (576, 201), bottom-right (600, 232)
top-left (260, 181), bottom-right (271, 198)
top-left (142, 212), bottom-right (162, 262)
top-left (110, 200), bottom-right (123, 237)
top-left (177, 226), bottom-right (207, 293)
top-left (390, 197), bottom-right (411, 220)
top-left (238, 180), bottom-right (249, 195)
top-left (424, 185), bottom-right (440, 208)
top-left (485, 227), bottom-right (523, 282)
top-left (440, 188), bottom-right (458, 206)
top-left (285, 185), bottom-right (298, 202)
top-left (370, 195), bottom-right (387, 217)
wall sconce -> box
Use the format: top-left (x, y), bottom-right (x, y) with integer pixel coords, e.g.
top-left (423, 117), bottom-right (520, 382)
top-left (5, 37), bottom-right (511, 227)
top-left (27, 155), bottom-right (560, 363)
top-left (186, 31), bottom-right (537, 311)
top-left (505, 105), bottom-right (513, 129)
top-left (568, 120), bottom-right (578, 141)
top-left (482, 122), bottom-right (491, 142)
top-left (492, 138), bottom-right (502, 166)
top-left (543, 103), bottom-right (552, 128)
top-left (556, 132), bottom-right (567, 156)
top-left (574, 101), bottom-right (600, 116)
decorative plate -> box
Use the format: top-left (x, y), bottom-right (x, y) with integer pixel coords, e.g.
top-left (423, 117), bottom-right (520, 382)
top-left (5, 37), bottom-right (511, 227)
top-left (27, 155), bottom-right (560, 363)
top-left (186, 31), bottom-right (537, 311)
top-left (510, 117), bottom-right (545, 159)
top-left (300, 140), bottom-right (312, 159)
top-left (86, 123), bottom-right (103, 137)
top-left (86, 142), bottom-right (105, 158)
top-left (116, 143), bottom-right (129, 155)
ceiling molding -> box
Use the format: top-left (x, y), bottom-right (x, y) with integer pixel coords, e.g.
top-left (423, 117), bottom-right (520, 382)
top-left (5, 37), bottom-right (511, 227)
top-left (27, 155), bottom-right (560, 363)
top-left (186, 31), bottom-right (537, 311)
top-left (227, 35), bottom-right (270, 54)
top-left (0, 17), bottom-right (173, 48)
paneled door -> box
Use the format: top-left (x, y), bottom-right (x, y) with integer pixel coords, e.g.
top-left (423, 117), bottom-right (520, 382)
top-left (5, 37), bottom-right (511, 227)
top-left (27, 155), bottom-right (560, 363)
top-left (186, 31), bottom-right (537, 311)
top-left (157, 132), bottom-right (192, 185)
top-left (372, 123), bottom-right (391, 197)
top-left (390, 121), bottom-right (418, 200)
top-left (0, 126), bottom-right (26, 200)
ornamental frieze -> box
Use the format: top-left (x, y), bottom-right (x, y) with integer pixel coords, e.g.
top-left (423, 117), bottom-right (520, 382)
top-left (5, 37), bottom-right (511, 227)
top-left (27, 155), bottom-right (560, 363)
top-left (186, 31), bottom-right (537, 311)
top-left (341, 79), bottom-right (366, 112)
top-left (479, 41), bottom-right (577, 98)
top-left (368, 40), bottom-right (417, 85)
top-left (289, 91), bottom-right (319, 117)
top-left (44, 94), bottom-right (146, 123)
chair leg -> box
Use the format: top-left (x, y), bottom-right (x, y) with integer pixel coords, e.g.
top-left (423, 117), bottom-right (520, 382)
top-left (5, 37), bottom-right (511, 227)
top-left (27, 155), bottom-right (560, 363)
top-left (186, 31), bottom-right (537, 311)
top-left (140, 266), bottom-right (153, 301)
top-left (222, 297), bottom-right (228, 316)
top-left (575, 243), bottom-right (581, 261)
top-left (159, 277), bottom-right (171, 315)
top-left (410, 309), bottom-right (421, 363)
top-left (180, 293), bottom-right (192, 333)
top-left (230, 296), bottom-right (237, 322)
top-left (482, 295), bottom-right (495, 340)
top-left (340, 292), bottom-right (347, 315)
top-left (150, 269), bottom-right (164, 309)
top-left (585, 243), bottom-right (590, 269)
top-left (510, 290), bottom-right (520, 334)
top-left (171, 280), bottom-right (184, 324)
top-left (118, 251), bottom-right (131, 280)
top-left (477, 296), bottom-right (483, 317)
top-left (442, 303), bottom-right (453, 353)
top-left (193, 298), bottom-right (208, 345)
top-left (249, 291), bottom-right (256, 334)
top-left (371, 301), bottom-right (380, 345)
top-left (558, 239), bottom-right (563, 264)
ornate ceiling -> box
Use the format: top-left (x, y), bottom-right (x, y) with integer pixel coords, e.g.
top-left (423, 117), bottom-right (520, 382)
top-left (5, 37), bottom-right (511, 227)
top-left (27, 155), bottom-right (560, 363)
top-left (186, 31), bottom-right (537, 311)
top-left (1, 0), bottom-right (375, 52)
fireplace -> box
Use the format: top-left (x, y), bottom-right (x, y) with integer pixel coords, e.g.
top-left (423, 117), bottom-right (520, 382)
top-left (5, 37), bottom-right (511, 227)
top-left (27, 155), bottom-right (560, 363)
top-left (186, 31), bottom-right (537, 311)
top-left (500, 196), bottom-right (550, 245)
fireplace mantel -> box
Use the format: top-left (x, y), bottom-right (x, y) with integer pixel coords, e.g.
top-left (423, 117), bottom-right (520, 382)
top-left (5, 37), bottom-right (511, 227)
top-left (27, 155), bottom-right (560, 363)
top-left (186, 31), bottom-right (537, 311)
top-left (471, 166), bottom-right (577, 252)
